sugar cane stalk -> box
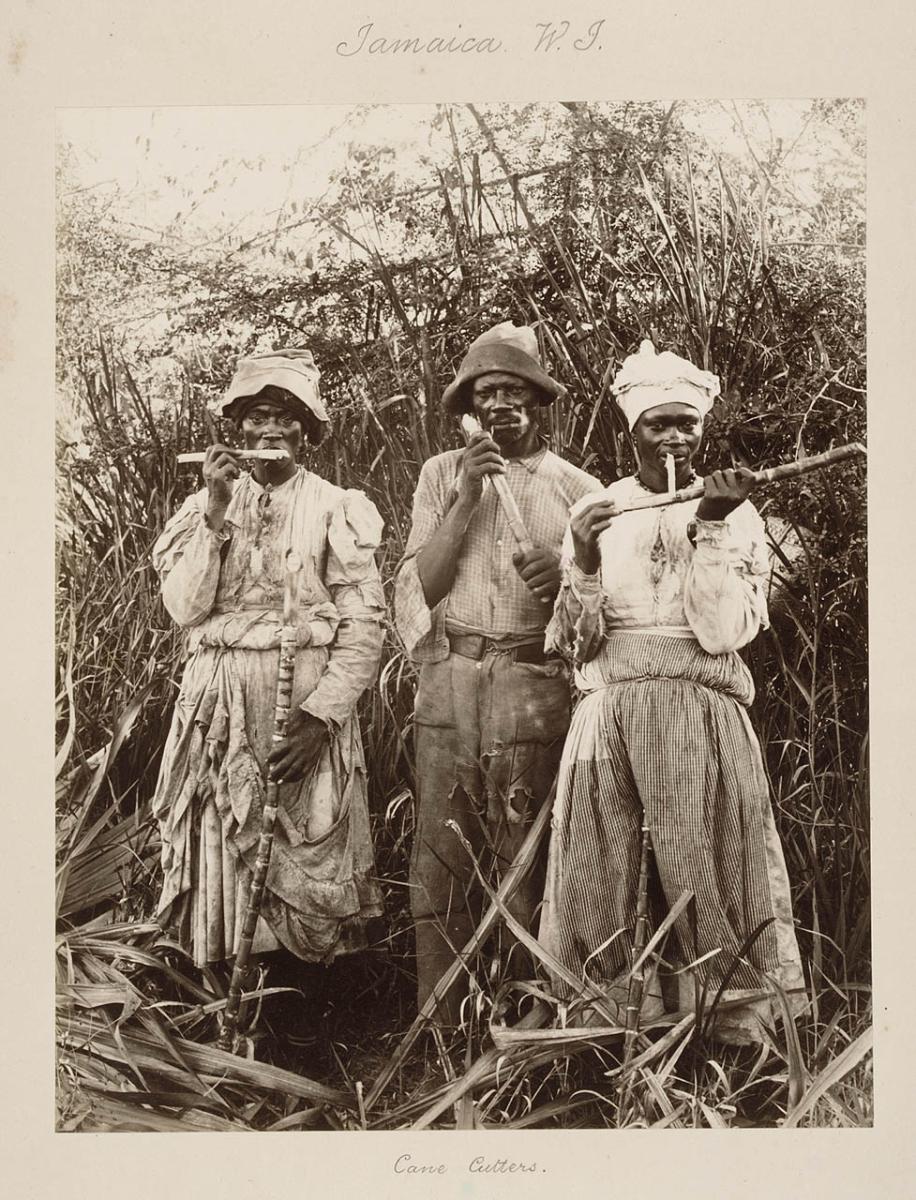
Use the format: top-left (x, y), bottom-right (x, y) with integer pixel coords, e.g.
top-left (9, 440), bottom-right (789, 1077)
top-left (217, 549), bottom-right (302, 1053)
top-left (177, 448), bottom-right (289, 464)
top-left (617, 820), bottom-right (652, 1125)
top-left (460, 413), bottom-right (537, 555)
top-left (606, 442), bottom-right (865, 517)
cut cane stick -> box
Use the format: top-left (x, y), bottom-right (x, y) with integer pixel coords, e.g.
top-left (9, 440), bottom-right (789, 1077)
top-left (460, 414), bottom-right (537, 556)
top-left (217, 549), bottom-right (302, 1053)
top-left (665, 453), bottom-right (676, 496)
top-left (177, 448), bottom-right (289, 464)
top-left (585, 442), bottom-right (866, 517)
top-left (618, 821), bottom-right (653, 1124)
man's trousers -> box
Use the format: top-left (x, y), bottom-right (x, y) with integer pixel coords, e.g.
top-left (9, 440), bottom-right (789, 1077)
top-left (409, 647), bottom-right (571, 1026)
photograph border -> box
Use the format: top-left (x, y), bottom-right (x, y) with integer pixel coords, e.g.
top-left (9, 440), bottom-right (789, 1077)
top-left (3, 1), bottom-right (914, 1196)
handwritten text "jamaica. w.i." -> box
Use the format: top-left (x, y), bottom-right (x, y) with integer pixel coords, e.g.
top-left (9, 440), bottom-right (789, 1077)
top-left (335, 21), bottom-right (605, 57)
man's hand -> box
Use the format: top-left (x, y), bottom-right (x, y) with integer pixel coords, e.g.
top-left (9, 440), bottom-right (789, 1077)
top-left (455, 431), bottom-right (506, 505)
top-left (570, 497), bottom-right (618, 575)
top-left (695, 467), bottom-right (757, 522)
top-left (267, 708), bottom-right (328, 784)
top-left (512, 546), bottom-right (561, 604)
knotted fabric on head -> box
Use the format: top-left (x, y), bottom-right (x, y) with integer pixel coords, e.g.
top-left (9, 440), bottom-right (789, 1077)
top-left (441, 321), bottom-right (567, 414)
top-left (216, 349), bottom-right (330, 438)
top-left (611, 340), bottom-right (720, 430)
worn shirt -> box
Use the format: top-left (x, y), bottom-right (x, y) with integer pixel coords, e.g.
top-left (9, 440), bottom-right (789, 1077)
top-left (152, 467), bottom-right (386, 729)
top-left (394, 445), bottom-right (603, 662)
top-left (546, 474), bottom-right (771, 664)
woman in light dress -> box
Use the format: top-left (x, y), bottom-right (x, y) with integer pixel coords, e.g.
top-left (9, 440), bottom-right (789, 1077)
top-left (541, 341), bottom-right (806, 1043)
top-left (152, 349), bottom-right (385, 973)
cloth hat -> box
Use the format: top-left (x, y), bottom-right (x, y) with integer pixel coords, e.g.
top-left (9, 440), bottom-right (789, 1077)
top-left (611, 340), bottom-right (720, 430)
top-left (441, 322), bottom-right (567, 414)
top-left (216, 349), bottom-right (330, 429)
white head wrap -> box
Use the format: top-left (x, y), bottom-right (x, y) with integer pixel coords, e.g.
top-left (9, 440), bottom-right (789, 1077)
top-left (215, 348), bottom-right (329, 425)
top-left (611, 340), bottom-right (720, 431)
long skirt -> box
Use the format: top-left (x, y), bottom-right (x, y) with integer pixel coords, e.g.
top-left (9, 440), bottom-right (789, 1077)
top-left (539, 632), bottom-right (806, 1044)
top-left (152, 641), bottom-right (382, 967)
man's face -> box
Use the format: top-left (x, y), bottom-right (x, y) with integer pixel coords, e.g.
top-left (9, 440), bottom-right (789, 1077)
top-left (470, 372), bottom-right (541, 451)
top-left (633, 402), bottom-right (702, 478)
top-left (239, 402), bottom-right (304, 460)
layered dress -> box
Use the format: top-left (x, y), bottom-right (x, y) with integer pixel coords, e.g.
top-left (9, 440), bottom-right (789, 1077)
top-left (151, 467), bottom-right (385, 966)
top-left (541, 476), bottom-right (806, 1042)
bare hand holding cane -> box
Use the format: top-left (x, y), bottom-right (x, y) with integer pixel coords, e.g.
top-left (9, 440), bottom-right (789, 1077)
top-left (460, 412), bottom-right (559, 604)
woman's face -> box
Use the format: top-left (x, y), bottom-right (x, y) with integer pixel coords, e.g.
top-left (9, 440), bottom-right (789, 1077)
top-left (239, 402), bottom-right (304, 461)
top-left (633, 402), bottom-right (702, 482)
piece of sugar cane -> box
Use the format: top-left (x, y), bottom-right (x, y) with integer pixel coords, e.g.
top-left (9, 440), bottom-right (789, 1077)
top-left (665, 453), bottom-right (676, 495)
top-left (572, 442), bottom-right (866, 519)
top-left (177, 448), bottom-right (289, 463)
top-left (458, 412), bottom-right (549, 598)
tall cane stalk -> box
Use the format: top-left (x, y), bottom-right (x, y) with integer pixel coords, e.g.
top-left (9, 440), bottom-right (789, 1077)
top-left (599, 442), bottom-right (865, 518)
top-left (217, 550), bottom-right (302, 1053)
top-left (459, 413), bottom-right (537, 555)
top-left (617, 820), bottom-right (652, 1125)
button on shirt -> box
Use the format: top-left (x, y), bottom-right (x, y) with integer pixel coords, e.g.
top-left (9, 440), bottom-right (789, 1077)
top-left (394, 445), bottom-right (602, 663)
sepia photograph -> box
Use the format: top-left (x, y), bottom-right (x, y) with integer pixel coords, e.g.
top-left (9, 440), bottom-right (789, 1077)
top-left (54, 98), bottom-right (869, 1135)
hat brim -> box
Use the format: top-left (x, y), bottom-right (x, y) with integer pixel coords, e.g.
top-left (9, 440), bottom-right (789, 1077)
top-left (442, 344), bottom-right (566, 414)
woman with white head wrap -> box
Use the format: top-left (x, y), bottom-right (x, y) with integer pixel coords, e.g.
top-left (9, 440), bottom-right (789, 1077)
top-left (540, 341), bottom-right (806, 1044)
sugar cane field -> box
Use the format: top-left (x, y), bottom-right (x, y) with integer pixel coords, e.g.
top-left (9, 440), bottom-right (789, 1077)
top-left (55, 101), bottom-right (870, 1131)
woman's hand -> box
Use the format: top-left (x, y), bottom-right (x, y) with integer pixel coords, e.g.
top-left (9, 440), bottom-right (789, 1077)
top-left (570, 497), bottom-right (618, 575)
top-left (455, 431), bottom-right (506, 506)
top-left (203, 444), bottom-right (241, 525)
top-left (267, 708), bottom-right (328, 783)
top-left (696, 468), bottom-right (757, 522)
top-left (512, 546), bottom-right (562, 604)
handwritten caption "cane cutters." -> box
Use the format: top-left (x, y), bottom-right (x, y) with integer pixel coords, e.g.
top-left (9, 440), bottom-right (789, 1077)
top-left (393, 1154), bottom-right (545, 1176)
top-left (336, 20), bottom-right (605, 57)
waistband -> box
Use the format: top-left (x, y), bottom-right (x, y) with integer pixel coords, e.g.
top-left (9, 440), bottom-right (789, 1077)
top-left (187, 600), bottom-right (340, 652)
top-left (612, 625), bottom-right (696, 639)
top-left (574, 630), bottom-right (756, 707)
top-left (447, 632), bottom-right (559, 665)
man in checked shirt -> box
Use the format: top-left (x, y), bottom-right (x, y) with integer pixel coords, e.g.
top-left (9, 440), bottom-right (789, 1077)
top-left (394, 322), bottom-right (602, 1024)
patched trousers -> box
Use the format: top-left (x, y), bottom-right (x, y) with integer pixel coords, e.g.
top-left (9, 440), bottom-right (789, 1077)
top-left (409, 645), bottom-right (571, 1024)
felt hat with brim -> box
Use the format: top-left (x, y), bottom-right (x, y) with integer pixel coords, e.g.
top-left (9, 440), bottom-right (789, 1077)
top-left (215, 350), bottom-right (330, 438)
top-left (442, 322), bottom-right (566, 414)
